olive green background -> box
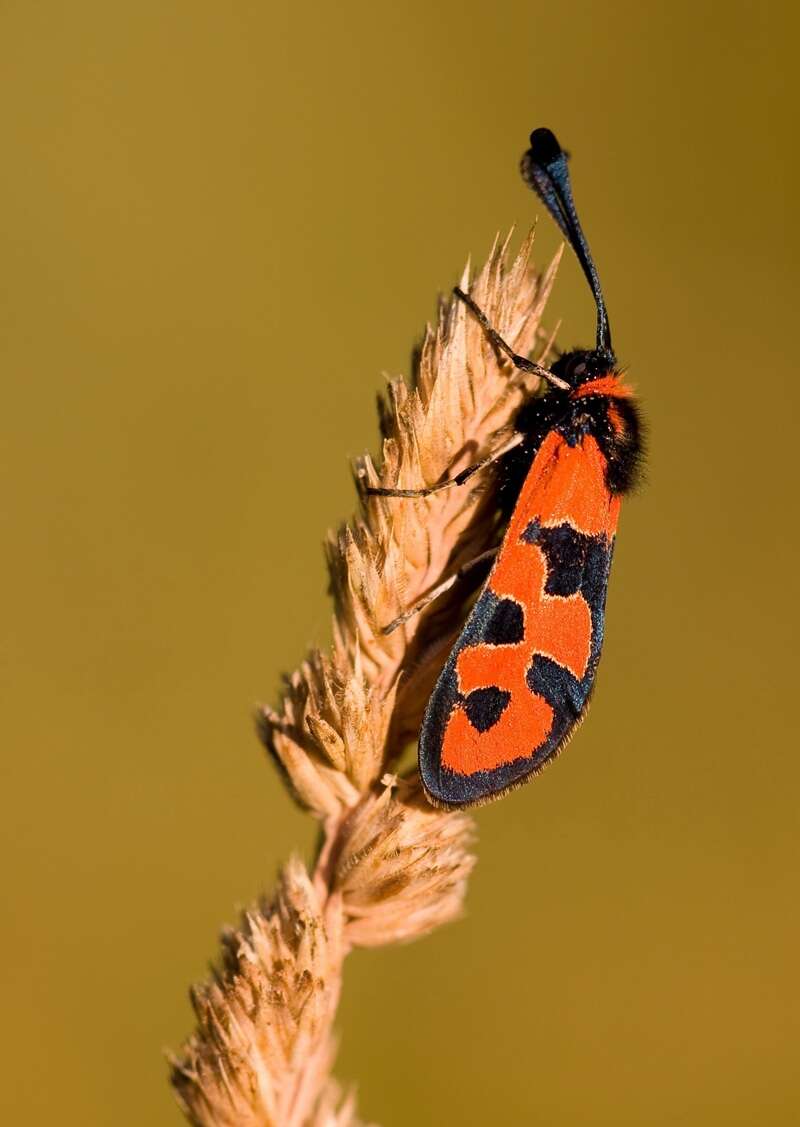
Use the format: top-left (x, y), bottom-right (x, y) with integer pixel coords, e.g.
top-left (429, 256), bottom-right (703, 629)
top-left (2, 2), bottom-right (798, 1124)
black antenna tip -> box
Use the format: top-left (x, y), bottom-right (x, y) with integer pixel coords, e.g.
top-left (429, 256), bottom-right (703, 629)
top-left (527, 127), bottom-right (565, 166)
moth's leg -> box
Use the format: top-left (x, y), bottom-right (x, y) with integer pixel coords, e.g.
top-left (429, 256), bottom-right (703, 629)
top-left (382, 547), bottom-right (498, 636)
top-left (454, 286), bottom-right (569, 391)
top-left (366, 431), bottom-right (523, 499)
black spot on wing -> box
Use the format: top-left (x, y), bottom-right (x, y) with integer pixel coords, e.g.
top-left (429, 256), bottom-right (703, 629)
top-left (580, 534), bottom-right (615, 614)
top-left (481, 597), bottom-right (524, 645)
top-left (521, 517), bottom-right (541, 544)
top-left (526, 528), bottom-right (614, 766)
top-left (526, 522), bottom-right (590, 597)
top-left (463, 687), bottom-right (511, 733)
top-left (529, 657), bottom-right (585, 717)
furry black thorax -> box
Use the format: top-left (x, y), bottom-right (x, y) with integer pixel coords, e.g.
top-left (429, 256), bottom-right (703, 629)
top-left (495, 347), bottom-right (645, 516)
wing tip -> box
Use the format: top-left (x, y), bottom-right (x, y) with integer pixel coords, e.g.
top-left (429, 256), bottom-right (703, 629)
top-left (420, 709), bottom-right (591, 809)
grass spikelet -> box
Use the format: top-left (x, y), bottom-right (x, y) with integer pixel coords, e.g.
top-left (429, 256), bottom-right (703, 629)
top-left (170, 230), bottom-right (560, 1124)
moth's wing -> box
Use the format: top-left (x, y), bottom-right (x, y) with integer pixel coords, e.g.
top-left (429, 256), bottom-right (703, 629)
top-left (419, 433), bottom-right (621, 808)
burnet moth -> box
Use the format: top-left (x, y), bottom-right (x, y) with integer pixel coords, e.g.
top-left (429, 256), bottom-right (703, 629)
top-left (371, 127), bottom-right (644, 808)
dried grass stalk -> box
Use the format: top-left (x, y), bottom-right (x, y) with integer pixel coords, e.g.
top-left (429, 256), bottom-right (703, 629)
top-left (170, 231), bottom-right (560, 1125)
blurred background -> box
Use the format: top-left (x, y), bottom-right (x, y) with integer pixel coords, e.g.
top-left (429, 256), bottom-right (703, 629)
top-left (2, 1), bottom-right (798, 1124)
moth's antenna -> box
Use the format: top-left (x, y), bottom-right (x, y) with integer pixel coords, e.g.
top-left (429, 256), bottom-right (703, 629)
top-left (521, 128), bottom-right (612, 356)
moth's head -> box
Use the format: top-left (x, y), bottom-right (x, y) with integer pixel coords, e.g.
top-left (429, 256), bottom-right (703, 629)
top-left (551, 347), bottom-right (616, 390)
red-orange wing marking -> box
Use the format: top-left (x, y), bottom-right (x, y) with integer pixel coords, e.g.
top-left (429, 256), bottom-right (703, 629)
top-left (419, 431), bottom-right (620, 807)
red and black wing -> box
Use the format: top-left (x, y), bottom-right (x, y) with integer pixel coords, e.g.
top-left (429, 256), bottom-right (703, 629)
top-left (419, 430), bottom-right (621, 807)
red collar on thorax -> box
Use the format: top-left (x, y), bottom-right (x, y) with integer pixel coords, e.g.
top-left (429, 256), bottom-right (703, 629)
top-left (570, 373), bottom-right (631, 399)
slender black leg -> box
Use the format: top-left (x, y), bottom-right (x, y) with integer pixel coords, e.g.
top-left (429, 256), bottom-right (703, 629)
top-left (454, 287), bottom-right (569, 391)
top-left (366, 431), bottom-right (524, 499)
top-left (382, 547), bottom-right (499, 635)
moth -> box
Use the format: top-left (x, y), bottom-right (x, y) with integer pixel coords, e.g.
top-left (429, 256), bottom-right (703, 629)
top-left (371, 128), bottom-right (644, 807)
